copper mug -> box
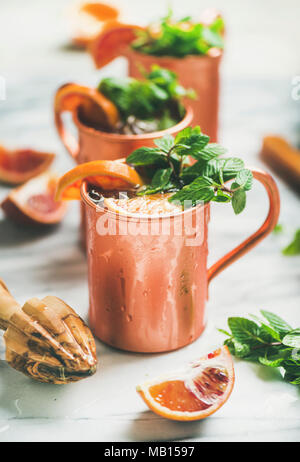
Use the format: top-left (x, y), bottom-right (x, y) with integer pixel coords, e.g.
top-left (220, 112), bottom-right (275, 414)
top-left (54, 85), bottom-right (193, 241)
top-left (123, 48), bottom-right (222, 142)
top-left (54, 90), bottom-right (193, 163)
top-left (81, 169), bottom-right (280, 353)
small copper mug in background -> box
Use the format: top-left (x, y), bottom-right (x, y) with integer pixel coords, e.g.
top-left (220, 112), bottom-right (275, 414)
top-left (123, 48), bottom-right (222, 142)
top-left (81, 169), bottom-right (280, 353)
top-left (54, 84), bottom-right (193, 242)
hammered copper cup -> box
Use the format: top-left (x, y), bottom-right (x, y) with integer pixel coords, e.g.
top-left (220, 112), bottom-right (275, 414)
top-left (123, 48), bottom-right (222, 142)
top-left (54, 88), bottom-right (193, 243)
top-left (81, 168), bottom-right (280, 353)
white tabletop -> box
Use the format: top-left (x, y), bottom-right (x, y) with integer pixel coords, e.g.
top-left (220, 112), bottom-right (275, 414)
top-left (0, 0), bottom-right (299, 442)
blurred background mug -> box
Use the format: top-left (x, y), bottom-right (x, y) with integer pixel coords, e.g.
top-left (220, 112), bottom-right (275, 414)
top-left (124, 47), bottom-right (222, 142)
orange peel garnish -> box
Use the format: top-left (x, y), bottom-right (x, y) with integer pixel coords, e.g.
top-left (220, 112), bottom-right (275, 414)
top-left (55, 160), bottom-right (144, 201)
top-left (89, 21), bottom-right (144, 68)
top-left (54, 82), bottom-right (119, 131)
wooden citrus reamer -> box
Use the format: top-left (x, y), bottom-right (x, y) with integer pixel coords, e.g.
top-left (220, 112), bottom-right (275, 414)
top-left (0, 280), bottom-right (97, 384)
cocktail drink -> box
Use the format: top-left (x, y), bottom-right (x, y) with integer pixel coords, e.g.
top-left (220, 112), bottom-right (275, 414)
top-left (83, 186), bottom-right (210, 352)
top-left (56, 127), bottom-right (280, 353)
top-left (90, 9), bottom-right (224, 141)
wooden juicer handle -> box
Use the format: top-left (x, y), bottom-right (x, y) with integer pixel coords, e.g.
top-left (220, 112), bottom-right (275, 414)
top-left (0, 279), bottom-right (97, 384)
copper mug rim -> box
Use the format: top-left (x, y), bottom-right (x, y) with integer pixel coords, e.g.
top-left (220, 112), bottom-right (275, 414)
top-left (72, 104), bottom-right (194, 142)
top-left (92, 43), bottom-right (223, 69)
top-left (123, 46), bottom-right (223, 63)
top-left (81, 180), bottom-right (208, 223)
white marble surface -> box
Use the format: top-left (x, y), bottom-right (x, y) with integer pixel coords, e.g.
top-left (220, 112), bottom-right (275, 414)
top-left (0, 0), bottom-right (300, 442)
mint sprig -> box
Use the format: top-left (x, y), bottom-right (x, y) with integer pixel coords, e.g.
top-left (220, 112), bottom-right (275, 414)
top-left (220, 311), bottom-right (300, 385)
top-left (98, 65), bottom-right (194, 125)
top-left (132, 10), bottom-right (224, 58)
top-left (126, 126), bottom-right (253, 214)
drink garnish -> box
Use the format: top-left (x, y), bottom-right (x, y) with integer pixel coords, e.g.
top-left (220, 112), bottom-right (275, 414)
top-left (56, 126), bottom-right (253, 215)
top-left (126, 126), bottom-right (253, 214)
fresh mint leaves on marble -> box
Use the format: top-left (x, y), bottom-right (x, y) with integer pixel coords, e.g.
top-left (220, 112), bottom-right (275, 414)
top-left (282, 229), bottom-right (300, 256)
top-left (220, 311), bottom-right (300, 385)
top-left (272, 225), bottom-right (300, 256)
top-left (126, 126), bottom-right (253, 214)
top-left (273, 223), bottom-right (284, 234)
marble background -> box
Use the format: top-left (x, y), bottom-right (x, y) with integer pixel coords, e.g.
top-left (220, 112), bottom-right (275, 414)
top-left (0, 0), bottom-right (299, 442)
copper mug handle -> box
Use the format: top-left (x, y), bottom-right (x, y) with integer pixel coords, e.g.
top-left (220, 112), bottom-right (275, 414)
top-left (54, 82), bottom-right (119, 162)
top-left (54, 83), bottom-right (81, 161)
top-left (208, 168), bottom-right (280, 283)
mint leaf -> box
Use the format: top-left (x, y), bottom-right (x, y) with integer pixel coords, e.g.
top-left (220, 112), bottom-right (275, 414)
top-left (282, 329), bottom-right (300, 348)
top-left (273, 223), bottom-right (284, 234)
top-left (179, 134), bottom-right (210, 158)
top-left (261, 310), bottom-right (292, 334)
top-left (154, 134), bottom-right (174, 152)
top-left (218, 328), bottom-right (231, 337)
top-left (230, 339), bottom-right (251, 357)
top-left (174, 127), bottom-right (210, 158)
top-left (169, 177), bottom-right (215, 206)
top-left (197, 158), bottom-right (245, 184)
top-left (235, 169), bottom-right (253, 191)
top-left (210, 17), bottom-right (225, 34)
top-left (126, 147), bottom-right (167, 166)
top-left (202, 27), bottom-right (224, 49)
top-left (174, 126), bottom-right (195, 144)
top-left (212, 189), bottom-right (231, 203)
top-left (259, 323), bottom-right (282, 342)
top-left (180, 158), bottom-right (207, 181)
top-left (231, 189), bottom-right (246, 214)
top-left (259, 357), bottom-right (284, 367)
top-left (222, 158), bottom-right (245, 176)
top-left (151, 168), bottom-right (172, 188)
top-left (282, 229), bottom-right (300, 256)
top-left (227, 317), bottom-right (261, 345)
top-left (200, 143), bottom-right (227, 158)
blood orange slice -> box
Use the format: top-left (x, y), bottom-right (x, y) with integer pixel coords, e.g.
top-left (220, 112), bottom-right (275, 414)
top-left (55, 160), bottom-right (144, 201)
top-left (137, 346), bottom-right (234, 421)
top-left (0, 146), bottom-right (55, 185)
top-left (1, 172), bottom-right (68, 226)
top-left (81, 2), bottom-right (119, 21)
top-left (90, 21), bottom-right (144, 68)
top-left (54, 83), bottom-right (119, 132)
top-left (104, 193), bottom-right (182, 217)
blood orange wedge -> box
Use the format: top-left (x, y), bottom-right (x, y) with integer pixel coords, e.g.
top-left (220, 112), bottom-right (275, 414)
top-left (71, 2), bottom-right (120, 48)
top-left (0, 146), bottom-right (55, 185)
top-left (1, 172), bottom-right (68, 226)
top-left (55, 160), bottom-right (144, 201)
top-left (90, 21), bottom-right (144, 68)
top-left (54, 83), bottom-right (119, 132)
top-left (104, 193), bottom-right (182, 217)
top-left (81, 2), bottom-right (119, 21)
top-left (137, 346), bottom-right (234, 421)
